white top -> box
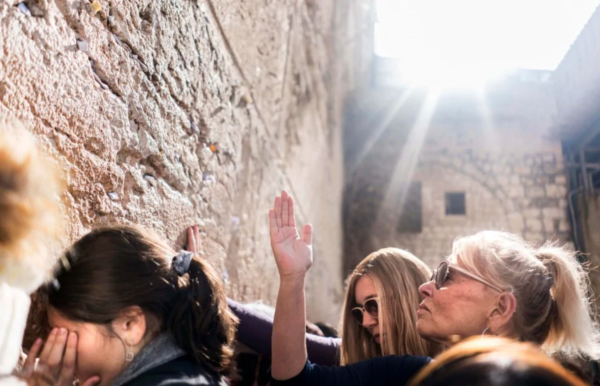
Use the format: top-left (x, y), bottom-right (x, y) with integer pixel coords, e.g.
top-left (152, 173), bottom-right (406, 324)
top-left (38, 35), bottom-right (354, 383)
top-left (0, 282), bottom-right (30, 385)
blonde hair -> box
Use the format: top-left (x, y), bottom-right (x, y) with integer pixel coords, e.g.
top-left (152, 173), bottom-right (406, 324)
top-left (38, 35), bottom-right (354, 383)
top-left (451, 231), bottom-right (600, 360)
top-left (340, 248), bottom-right (443, 364)
top-left (409, 336), bottom-right (588, 386)
top-left (0, 119), bottom-right (64, 293)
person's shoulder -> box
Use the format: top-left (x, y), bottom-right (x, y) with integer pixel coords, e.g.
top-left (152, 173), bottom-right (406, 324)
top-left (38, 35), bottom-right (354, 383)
top-left (123, 356), bottom-right (225, 386)
top-left (370, 354), bottom-right (432, 366)
top-left (368, 355), bottom-right (432, 384)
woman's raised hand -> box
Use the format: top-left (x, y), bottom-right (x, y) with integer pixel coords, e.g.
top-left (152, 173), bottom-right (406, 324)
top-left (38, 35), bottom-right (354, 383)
top-left (269, 191), bottom-right (313, 280)
top-left (21, 329), bottom-right (100, 386)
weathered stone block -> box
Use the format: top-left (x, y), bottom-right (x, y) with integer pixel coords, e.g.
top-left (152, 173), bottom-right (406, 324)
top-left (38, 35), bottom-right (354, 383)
top-left (543, 207), bottom-right (565, 219)
top-left (508, 213), bottom-right (525, 230)
top-left (509, 186), bottom-right (525, 198)
top-left (525, 186), bottom-right (545, 198)
top-left (526, 218), bottom-right (543, 232)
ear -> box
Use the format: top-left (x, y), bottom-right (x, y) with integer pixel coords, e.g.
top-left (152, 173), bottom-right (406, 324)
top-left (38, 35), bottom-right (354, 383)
top-left (488, 292), bottom-right (517, 335)
top-left (111, 306), bottom-right (147, 346)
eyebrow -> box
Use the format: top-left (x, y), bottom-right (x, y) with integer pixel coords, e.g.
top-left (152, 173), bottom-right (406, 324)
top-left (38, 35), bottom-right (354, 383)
top-left (356, 294), bottom-right (378, 306)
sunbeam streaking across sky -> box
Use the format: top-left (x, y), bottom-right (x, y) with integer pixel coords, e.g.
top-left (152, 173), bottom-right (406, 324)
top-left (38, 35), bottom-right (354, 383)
top-left (373, 90), bottom-right (441, 240)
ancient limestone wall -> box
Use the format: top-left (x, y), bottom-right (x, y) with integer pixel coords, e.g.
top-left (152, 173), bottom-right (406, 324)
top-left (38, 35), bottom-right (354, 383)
top-left (0, 0), bottom-right (352, 322)
top-left (344, 80), bottom-right (571, 270)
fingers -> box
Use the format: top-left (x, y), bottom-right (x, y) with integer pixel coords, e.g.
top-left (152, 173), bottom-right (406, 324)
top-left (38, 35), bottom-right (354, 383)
top-left (80, 376), bottom-right (101, 386)
top-left (281, 191), bottom-right (289, 227)
top-left (45, 328), bottom-right (68, 369)
top-left (56, 332), bottom-right (77, 385)
top-left (274, 196), bottom-right (282, 228)
top-left (302, 224), bottom-right (313, 245)
top-left (269, 210), bottom-right (278, 235)
top-left (288, 195), bottom-right (296, 227)
top-left (39, 328), bottom-right (58, 363)
top-left (187, 226), bottom-right (196, 253)
top-left (22, 338), bottom-right (43, 375)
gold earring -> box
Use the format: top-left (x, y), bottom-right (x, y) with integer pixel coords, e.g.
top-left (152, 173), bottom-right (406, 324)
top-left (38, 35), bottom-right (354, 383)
top-left (125, 337), bottom-right (134, 362)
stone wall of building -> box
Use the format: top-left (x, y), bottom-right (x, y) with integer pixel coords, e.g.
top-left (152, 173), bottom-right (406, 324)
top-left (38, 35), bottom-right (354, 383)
top-left (0, 0), bottom-right (359, 322)
top-left (386, 134), bottom-right (569, 267)
top-left (344, 79), bottom-right (571, 270)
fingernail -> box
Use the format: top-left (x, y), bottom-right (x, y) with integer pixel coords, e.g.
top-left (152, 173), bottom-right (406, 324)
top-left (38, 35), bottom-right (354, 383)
top-left (59, 328), bottom-right (67, 335)
top-left (51, 328), bottom-right (57, 335)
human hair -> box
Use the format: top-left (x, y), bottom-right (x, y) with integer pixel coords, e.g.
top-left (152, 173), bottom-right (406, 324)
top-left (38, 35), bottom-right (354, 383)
top-left (41, 225), bottom-right (238, 375)
top-left (0, 119), bottom-right (64, 293)
top-left (340, 248), bottom-right (443, 364)
top-left (408, 336), bottom-right (588, 386)
top-left (451, 231), bottom-right (600, 359)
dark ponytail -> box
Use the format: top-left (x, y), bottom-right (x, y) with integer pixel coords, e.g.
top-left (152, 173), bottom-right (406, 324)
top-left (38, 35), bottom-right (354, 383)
top-left (41, 225), bottom-right (238, 375)
top-left (168, 256), bottom-right (238, 374)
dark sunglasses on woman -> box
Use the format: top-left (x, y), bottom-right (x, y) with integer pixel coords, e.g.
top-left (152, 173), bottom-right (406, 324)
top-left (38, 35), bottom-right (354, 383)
top-left (351, 298), bottom-right (379, 324)
top-left (431, 261), bottom-right (503, 292)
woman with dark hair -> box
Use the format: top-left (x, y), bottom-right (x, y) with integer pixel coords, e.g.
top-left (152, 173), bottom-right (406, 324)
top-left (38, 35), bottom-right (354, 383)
top-left (27, 225), bottom-right (238, 386)
top-left (409, 336), bottom-right (587, 386)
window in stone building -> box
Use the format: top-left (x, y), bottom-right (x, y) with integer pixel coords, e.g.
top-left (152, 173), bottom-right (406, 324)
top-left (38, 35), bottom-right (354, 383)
top-left (397, 182), bottom-right (422, 233)
top-left (445, 192), bottom-right (466, 215)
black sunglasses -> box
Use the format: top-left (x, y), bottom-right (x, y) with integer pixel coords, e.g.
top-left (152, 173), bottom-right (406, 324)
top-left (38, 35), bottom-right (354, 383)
top-left (431, 261), bottom-right (503, 292)
top-left (351, 298), bottom-right (379, 325)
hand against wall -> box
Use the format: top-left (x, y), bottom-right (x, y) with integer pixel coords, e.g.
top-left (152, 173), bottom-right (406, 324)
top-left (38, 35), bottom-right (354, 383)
top-left (269, 191), bottom-right (313, 280)
top-left (186, 224), bottom-right (204, 256)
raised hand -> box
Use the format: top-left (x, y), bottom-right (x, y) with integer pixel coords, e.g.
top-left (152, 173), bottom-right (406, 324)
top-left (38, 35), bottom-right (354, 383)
top-left (269, 190), bottom-right (313, 279)
top-left (21, 329), bottom-right (100, 386)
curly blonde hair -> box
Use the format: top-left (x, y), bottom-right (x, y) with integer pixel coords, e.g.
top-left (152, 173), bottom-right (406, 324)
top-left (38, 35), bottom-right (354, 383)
top-left (0, 119), bottom-right (64, 293)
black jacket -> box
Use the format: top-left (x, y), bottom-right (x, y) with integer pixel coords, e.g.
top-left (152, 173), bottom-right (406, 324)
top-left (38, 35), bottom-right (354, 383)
top-left (120, 355), bottom-right (225, 386)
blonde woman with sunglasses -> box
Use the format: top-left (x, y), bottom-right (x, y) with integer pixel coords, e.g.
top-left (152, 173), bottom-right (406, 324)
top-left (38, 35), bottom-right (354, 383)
top-left (269, 192), bottom-right (600, 386)
top-left (340, 249), bottom-right (443, 364)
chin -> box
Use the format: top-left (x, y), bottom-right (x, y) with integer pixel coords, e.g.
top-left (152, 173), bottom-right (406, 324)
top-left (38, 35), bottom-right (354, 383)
top-left (416, 320), bottom-right (429, 336)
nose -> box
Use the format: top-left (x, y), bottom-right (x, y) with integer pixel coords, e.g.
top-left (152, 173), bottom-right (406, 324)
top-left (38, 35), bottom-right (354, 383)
top-left (362, 311), bottom-right (378, 329)
top-left (419, 280), bottom-right (435, 298)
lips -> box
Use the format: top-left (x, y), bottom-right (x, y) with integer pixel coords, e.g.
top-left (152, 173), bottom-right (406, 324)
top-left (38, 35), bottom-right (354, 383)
top-left (373, 333), bottom-right (381, 342)
top-left (418, 302), bottom-right (430, 313)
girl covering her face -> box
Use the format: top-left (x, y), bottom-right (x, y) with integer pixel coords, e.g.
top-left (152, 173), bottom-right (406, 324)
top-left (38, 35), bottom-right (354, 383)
top-left (30, 225), bottom-right (238, 386)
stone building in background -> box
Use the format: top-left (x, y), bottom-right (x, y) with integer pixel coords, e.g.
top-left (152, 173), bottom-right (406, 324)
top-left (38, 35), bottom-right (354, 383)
top-left (343, 4), bottom-right (600, 301)
top-left (552, 5), bottom-right (600, 308)
top-left (343, 73), bottom-right (570, 271)
top-left (0, 0), bottom-right (372, 323)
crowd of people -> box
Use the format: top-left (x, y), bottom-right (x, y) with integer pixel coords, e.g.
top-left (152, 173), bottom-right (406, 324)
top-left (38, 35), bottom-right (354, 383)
top-left (1, 120), bottom-right (600, 385)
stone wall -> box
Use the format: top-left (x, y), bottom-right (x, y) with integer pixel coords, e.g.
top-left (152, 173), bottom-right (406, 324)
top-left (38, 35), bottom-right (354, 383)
top-left (388, 139), bottom-right (569, 267)
top-left (344, 79), bottom-right (571, 270)
top-left (0, 0), bottom-right (356, 323)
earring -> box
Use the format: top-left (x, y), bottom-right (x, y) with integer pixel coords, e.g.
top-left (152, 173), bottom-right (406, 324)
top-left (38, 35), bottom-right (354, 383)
top-left (481, 326), bottom-right (490, 337)
top-left (125, 337), bottom-right (134, 362)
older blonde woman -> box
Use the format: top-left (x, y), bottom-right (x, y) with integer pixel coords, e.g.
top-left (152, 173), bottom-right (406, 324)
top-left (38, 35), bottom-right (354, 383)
top-left (269, 191), bottom-right (600, 386)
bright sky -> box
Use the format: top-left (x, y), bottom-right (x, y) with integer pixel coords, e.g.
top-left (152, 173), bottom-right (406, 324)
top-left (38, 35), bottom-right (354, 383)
top-left (375, 0), bottom-right (600, 71)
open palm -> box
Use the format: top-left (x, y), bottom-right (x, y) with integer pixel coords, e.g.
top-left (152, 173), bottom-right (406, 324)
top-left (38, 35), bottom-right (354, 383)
top-left (269, 191), bottom-right (313, 278)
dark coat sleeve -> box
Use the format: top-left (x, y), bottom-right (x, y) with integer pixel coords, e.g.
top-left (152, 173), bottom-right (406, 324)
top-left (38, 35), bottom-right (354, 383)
top-left (270, 355), bottom-right (432, 386)
top-left (228, 298), bottom-right (341, 365)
